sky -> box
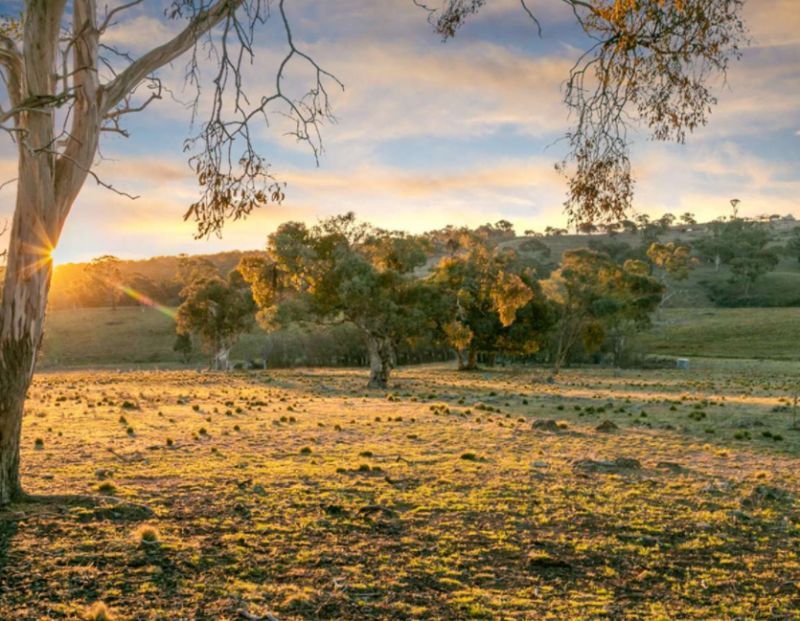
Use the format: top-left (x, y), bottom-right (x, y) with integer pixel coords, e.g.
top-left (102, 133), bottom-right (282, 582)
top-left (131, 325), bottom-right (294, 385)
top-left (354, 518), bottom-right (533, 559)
top-left (0, 0), bottom-right (798, 263)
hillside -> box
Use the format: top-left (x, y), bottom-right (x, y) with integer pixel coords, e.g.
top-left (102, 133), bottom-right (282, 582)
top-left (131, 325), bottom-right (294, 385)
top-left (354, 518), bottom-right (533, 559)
top-left (638, 307), bottom-right (800, 360)
top-left (500, 218), bottom-right (800, 308)
top-left (39, 306), bottom-right (267, 368)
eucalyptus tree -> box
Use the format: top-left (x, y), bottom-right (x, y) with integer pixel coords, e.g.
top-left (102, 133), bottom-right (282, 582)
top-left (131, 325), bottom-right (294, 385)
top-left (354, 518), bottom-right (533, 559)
top-left (0, 0), bottom-right (747, 503)
top-left (175, 270), bottom-right (255, 370)
top-left (239, 213), bottom-right (437, 388)
top-left (542, 249), bottom-right (663, 372)
top-left (432, 234), bottom-right (538, 370)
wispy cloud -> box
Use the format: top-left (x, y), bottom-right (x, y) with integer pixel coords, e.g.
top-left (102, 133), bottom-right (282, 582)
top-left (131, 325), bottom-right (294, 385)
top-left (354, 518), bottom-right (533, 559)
top-left (1, 0), bottom-right (798, 261)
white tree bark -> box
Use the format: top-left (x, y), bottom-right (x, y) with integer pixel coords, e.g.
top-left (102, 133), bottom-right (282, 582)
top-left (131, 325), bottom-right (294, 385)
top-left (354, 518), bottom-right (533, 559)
top-left (0, 0), bottom-right (241, 504)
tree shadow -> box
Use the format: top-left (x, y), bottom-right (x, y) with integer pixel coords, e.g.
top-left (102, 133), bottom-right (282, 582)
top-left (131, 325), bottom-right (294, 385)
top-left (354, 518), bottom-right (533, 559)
top-left (0, 513), bottom-right (18, 579)
top-left (5, 492), bottom-right (153, 522)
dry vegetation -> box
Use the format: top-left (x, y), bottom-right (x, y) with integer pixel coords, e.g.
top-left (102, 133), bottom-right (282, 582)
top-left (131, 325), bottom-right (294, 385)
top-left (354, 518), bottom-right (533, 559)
top-left (1, 363), bottom-right (798, 619)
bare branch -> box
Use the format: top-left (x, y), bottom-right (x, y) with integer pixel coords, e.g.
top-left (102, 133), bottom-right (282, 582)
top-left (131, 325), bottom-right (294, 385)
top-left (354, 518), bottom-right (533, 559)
top-left (101, 0), bottom-right (244, 114)
top-left (98, 0), bottom-right (145, 33)
top-left (181, 0), bottom-right (343, 238)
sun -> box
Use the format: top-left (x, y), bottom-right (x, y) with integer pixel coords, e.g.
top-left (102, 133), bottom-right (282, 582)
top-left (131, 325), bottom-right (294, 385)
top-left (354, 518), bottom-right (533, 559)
top-left (49, 244), bottom-right (67, 267)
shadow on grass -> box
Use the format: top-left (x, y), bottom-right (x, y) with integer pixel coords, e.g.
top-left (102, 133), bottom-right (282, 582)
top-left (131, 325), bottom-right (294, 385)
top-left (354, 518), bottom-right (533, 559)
top-left (5, 492), bottom-right (153, 522)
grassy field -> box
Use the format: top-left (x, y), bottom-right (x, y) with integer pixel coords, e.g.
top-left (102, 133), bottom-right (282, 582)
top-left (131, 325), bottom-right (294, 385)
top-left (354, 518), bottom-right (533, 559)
top-left (639, 307), bottom-right (800, 360)
top-left (1, 363), bottom-right (798, 619)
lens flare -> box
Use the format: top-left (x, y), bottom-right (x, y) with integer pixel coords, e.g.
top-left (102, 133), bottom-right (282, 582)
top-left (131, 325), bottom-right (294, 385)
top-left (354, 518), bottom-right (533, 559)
top-left (115, 283), bottom-right (177, 319)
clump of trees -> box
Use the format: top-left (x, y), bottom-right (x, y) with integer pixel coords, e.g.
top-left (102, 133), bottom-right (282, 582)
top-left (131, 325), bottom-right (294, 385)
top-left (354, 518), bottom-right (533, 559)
top-left (175, 259), bottom-right (255, 370)
top-left (695, 216), bottom-right (780, 304)
top-left (432, 232), bottom-right (551, 370)
top-left (542, 250), bottom-right (663, 372)
top-left (232, 214), bottom-right (666, 386)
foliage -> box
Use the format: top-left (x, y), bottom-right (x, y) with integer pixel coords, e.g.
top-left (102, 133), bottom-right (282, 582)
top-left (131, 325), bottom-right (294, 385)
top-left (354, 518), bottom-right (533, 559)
top-left (542, 249), bottom-right (663, 371)
top-left (175, 271), bottom-right (255, 370)
top-left (784, 226), bottom-right (800, 264)
top-left (430, 234), bottom-right (550, 370)
top-left (647, 241), bottom-right (698, 305)
top-left (695, 217), bottom-right (780, 301)
top-left (172, 332), bottom-right (194, 364)
top-left (239, 213), bottom-right (437, 388)
top-left (86, 256), bottom-right (123, 310)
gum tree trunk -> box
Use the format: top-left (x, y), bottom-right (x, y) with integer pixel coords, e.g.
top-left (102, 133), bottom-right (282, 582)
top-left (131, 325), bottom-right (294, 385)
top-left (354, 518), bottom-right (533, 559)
top-left (366, 334), bottom-right (393, 389)
top-left (0, 206), bottom-right (55, 503)
top-left (0, 0), bottom-right (94, 505)
top-left (457, 348), bottom-right (478, 371)
top-left (211, 344), bottom-right (231, 371)
top-left (0, 0), bottom-right (245, 505)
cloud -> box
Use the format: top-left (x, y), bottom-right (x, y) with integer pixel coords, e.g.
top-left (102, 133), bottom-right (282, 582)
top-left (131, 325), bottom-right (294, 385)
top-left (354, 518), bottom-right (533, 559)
top-left (2, 0), bottom-right (799, 263)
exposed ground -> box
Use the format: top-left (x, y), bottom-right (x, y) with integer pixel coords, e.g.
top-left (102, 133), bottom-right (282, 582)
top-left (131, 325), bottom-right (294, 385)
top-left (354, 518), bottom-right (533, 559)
top-left (1, 362), bottom-right (798, 619)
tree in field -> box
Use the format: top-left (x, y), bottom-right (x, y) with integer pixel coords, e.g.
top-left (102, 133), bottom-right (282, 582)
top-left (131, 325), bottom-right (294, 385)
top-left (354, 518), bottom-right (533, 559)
top-left (175, 271), bottom-right (255, 370)
top-left (239, 213), bottom-right (437, 388)
top-left (646, 241), bottom-right (698, 306)
top-left (176, 255), bottom-right (220, 287)
top-left (431, 235), bottom-right (549, 370)
top-left (541, 249), bottom-right (663, 373)
top-left (658, 213), bottom-right (676, 230)
top-left (544, 226), bottom-right (568, 237)
top-left (605, 259), bottom-right (665, 366)
top-left (695, 219), bottom-right (728, 272)
top-left (0, 0), bottom-right (746, 503)
top-left (86, 255), bottom-right (123, 310)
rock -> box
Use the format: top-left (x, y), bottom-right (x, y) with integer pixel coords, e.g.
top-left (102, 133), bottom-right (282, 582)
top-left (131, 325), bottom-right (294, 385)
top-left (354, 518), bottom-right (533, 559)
top-left (573, 457), bottom-right (641, 474)
top-left (728, 510), bottom-right (752, 522)
top-left (531, 461), bottom-right (549, 468)
top-left (532, 419), bottom-right (561, 432)
top-left (656, 461), bottom-right (684, 473)
top-left (358, 504), bottom-right (398, 519)
top-left (323, 504), bottom-right (347, 516)
top-left (595, 420), bottom-right (619, 433)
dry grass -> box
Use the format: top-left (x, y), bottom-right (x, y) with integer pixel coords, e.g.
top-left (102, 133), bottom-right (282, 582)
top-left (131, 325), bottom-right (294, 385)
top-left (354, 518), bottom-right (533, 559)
top-left (1, 363), bottom-right (798, 619)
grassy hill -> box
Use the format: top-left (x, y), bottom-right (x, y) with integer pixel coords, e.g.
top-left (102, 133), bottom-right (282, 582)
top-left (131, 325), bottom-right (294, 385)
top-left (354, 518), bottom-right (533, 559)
top-left (39, 306), bottom-right (268, 368)
top-left (638, 307), bottom-right (800, 360)
top-left (499, 220), bottom-right (800, 308)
